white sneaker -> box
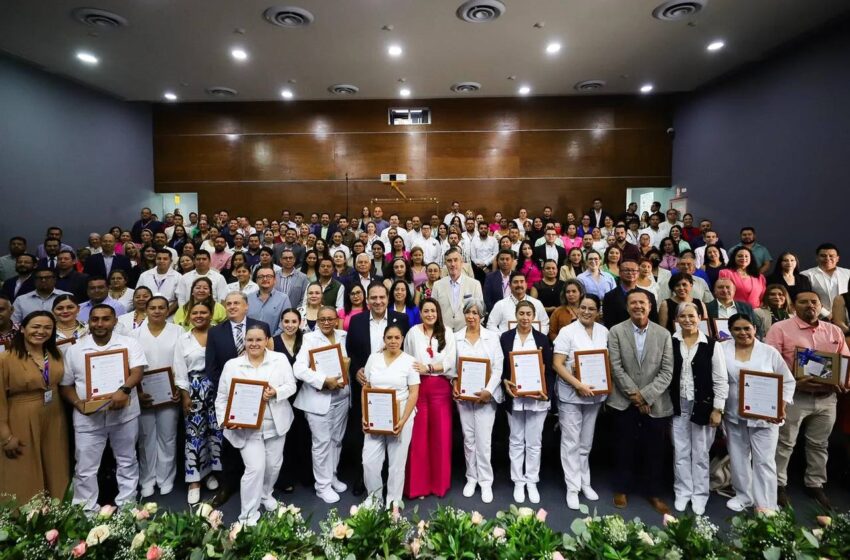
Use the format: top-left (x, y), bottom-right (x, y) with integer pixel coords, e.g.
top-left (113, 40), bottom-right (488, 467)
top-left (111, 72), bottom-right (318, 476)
top-left (262, 496), bottom-right (278, 511)
top-left (726, 496), bottom-right (751, 512)
top-left (205, 476), bottom-right (219, 491)
top-left (187, 487), bottom-right (201, 505)
top-left (692, 501), bottom-right (706, 516)
top-left (317, 489), bottom-right (341, 504)
top-left (513, 483), bottom-right (525, 503)
top-left (581, 486), bottom-right (599, 501)
top-left (462, 480), bottom-right (477, 498)
top-left (566, 492), bottom-right (580, 510)
top-left (481, 486), bottom-right (493, 504)
top-left (674, 497), bottom-right (689, 512)
top-left (331, 479), bottom-right (348, 493)
top-left (527, 484), bottom-right (540, 504)
top-left (140, 485), bottom-right (155, 498)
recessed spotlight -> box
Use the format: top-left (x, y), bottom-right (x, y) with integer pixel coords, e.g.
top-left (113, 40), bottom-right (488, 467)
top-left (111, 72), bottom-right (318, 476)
top-left (546, 42), bottom-right (561, 54)
top-left (399, 88), bottom-right (411, 97)
top-left (163, 92), bottom-right (177, 101)
top-left (518, 85), bottom-right (531, 95)
top-left (388, 44), bottom-right (403, 57)
top-left (281, 89), bottom-right (294, 99)
top-left (231, 48), bottom-right (248, 61)
top-left (707, 40), bottom-right (725, 52)
top-left (640, 83), bottom-right (654, 94)
top-left (76, 51), bottom-right (98, 65)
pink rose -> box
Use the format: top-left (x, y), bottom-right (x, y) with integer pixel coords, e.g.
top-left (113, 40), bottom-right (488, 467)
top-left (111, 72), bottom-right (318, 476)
top-left (44, 529), bottom-right (59, 546)
top-left (71, 541), bottom-right (87, 558)
top-left (391, 506), bottom-right (401, 522)
top-left (536, 508), bottom-right (548, 522)
top-left (207, 510), bottom-right (224, 530)
top-left (146, 544), bottom-right (163, 560)
top-left (493, 527), bottom-right (506, 538)
top-left (98, 504), bottom-right (117, 518)
top-left (134, 508), bottom-right (150, 521)
top-left (662, 513), bottom-right (676, 527)
top-left (410, 537), bottom-right (421, 557)
top-left (817, 516), bottom-right (832, 527)
top-left (552, 552), bottom-right (566, 560)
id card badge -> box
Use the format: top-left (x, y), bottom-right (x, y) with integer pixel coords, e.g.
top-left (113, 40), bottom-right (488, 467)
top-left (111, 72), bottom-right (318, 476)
top-left (43, 390), bottom-right (53, 405)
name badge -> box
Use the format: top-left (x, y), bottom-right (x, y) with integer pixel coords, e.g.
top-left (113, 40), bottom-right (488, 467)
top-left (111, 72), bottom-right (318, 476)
top-left (44, 389), bottom-right (53, 405)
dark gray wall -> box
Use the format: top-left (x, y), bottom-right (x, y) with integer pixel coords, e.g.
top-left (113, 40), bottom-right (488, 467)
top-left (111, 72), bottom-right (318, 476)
top-left (672, 18), bottom-right (850, 268)
top-left (0, 56), bottom-right (153, 251)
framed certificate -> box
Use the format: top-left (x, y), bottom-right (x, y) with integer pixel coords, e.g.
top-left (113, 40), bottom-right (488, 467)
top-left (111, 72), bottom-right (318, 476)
top-left (223, 378), bottom-right (268, 429)
top-left (84, 348), bottom-right (129, 401)
top-left (140, 367), bottom-right (177, 408)
top-left (508, 320), bottom-right (542, 332)
top-left (794, 347), bottom-right (841, 385)
top-left (362, 387), bottom-right (398, 435)
top-left (738, 370), bottom-right (783, 421)
top-left (713, 319), bottom-right (731, 341)
top-left (309, 343), bottom-right (348, 385)
top-left (843, 356), bottom-right (850, 388)
top-left (457, 357), bottom-right (491, 401)
top-left (509, 349), bottom-right (546, 397)
top-left (573, 349), bottom-right (612, 396)
top-left (56, 337), bottom-right (76, 348)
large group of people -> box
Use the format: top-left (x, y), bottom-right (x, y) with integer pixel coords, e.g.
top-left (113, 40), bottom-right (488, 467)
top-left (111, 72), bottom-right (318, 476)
top-left (1, 199), bottom-right (848, 524)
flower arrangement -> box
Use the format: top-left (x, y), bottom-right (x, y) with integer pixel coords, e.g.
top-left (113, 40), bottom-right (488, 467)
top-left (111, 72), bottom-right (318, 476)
top-left (494, 505), bottom-right (564, 560)
top-left (413, 505), bottom-right (501, 559)
top-left (727, 508), bottom-right (820, 560)
top-left (563, 510), bottom-right (658, 560)
top-left (319, 496), bottom-right (412, 560)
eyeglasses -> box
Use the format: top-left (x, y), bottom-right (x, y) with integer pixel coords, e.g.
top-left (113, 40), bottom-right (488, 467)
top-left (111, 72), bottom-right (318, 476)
top-left (256, 275), bottom-right (275, 280)
top-left (317, 318), bottom-right (337, 323)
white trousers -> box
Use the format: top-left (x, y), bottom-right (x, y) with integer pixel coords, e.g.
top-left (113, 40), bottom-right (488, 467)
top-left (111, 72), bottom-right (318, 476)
top-left (725, 419), bottom-right (779, 510)
top-left (305, 399), bottom-right (349, 494)
top-left (239, 432), bottom-right (286, 524)
top-left (507, 409), bottom-right (547, 484)
top-left (456, 400), bottom-right (497, 486)
top-left (557, 401), bottom-right (601, 493)
top-left (362, 412), bottom-right (415, 507)
top-left (138, 406), bottom-right (179, 492)
top-left (73, 419), bottom-right (139, 512)
top-left (671, 399), bottom-right (715, 507)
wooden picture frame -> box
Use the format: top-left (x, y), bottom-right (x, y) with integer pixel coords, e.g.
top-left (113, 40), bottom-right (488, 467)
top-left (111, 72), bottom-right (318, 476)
top-left (84, 348), bottom-right (129, 402)
top-left (843, 356), bottom-right (850, 388)
top-left (573, 349), bottom-right (612, 396)
top-left (793, 347), bottom-right (841, 385)
top-left (738, 370), bottom-right (784, 422)
top-left (456, 357), bottom-right (491, 401)
top-left (309, 343), bottom-right (349, 385)
top-left (362, 387), bottom-right (398, 435)
top-left (223, 378), bottom-right (268, 429)
top-left (509, 349), bottom-right (547, 397)
top-left (140, 367), bottom-right (178, 408)
top-left (56, 337), bottom-right (76, 347)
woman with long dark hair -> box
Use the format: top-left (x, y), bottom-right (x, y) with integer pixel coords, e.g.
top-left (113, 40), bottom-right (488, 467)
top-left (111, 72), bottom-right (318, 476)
top-left (719, 247), bottom-right (766, 309)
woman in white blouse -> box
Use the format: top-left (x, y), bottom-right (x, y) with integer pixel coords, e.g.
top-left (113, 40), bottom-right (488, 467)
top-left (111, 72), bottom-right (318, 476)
top-left (669, 301), bottom-right (728, 515)
top-left (722, 313), bottom-right (795, 512)
top-left (226, 264), bottom-right (259, 296)
top-left (132, 296), bottom-right (183, 498)
top-left (358, 324), bottom-right (420, 509)
top-left (403, 298), bottom-right (456, 499)
top-left (215, 325), bottom-right (297, 524)
top-left (552, 294), bottom-right (608, 510)
top-left (293, 306), bottom-right (350, 504)
top-left (172, 300), bottom-right (219, 504)
top-left (453, 299), bottom-right (503, 503)
top-left (116, 286), bottom-right (152, 335)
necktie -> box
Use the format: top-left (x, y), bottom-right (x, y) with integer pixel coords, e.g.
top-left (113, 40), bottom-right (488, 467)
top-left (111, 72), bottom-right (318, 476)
top-left (234, 323), bottom-right (245, 356)
top-left (49, 258), bottom-right (55, 269)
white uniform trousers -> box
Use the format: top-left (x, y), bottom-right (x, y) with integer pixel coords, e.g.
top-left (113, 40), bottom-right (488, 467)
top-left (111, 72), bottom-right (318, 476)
top-left (239, 432), bottom-right (286, 524)
top-left (507, 409), bottom-right (547, 484)
top-left (557, 401), bottom-right (601, 493)
top-left (725, 419), bottom-right (779, 510)
top-left (138, 406), bottom-right (179, 493)
top-left (456, 400), bottom-right (497, 487)
top-left (671, 399), bottom-right (715, 508)
top-left (305, 399), bottom-right (349, 494)
top-left (73, 419), bottom-right (139, 512)
top-left (362, 411), bottom-right (415, 507)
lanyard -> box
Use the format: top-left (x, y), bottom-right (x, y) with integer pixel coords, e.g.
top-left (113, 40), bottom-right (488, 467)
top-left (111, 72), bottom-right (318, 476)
top-left (153, 274), bottom-right (168, 291)
top-left (41, 352), bottom-right (50, 387)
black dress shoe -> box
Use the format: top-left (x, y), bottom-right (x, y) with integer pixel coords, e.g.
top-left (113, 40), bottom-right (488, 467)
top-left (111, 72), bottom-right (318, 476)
top-left (804, 486), bottom-right (832, 510)
top-left (352, 478), bottom-right (366, 497)
top-left (210, 488), bottom-right (234, 508)
top-left (777, 485), bottom-right (790, 508)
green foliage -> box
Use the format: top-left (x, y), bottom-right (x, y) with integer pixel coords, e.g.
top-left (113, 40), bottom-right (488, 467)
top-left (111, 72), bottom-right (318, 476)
top-left (414, 505), bottom-right (500, 560)
top-left (727, 508), bottom-right (820, 560)
top-left (494, 505), bottom-right (562, 560)
top-left (320, 497), bottom-right (412, 559)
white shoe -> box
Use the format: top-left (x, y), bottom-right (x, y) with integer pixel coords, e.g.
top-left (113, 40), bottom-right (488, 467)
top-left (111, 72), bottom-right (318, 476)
top-left (205, 476), bottom-right (219, 491)
top-left (331, 479), bottom-right (348, 493)
top-left (581, 486), bottom-right (599, 501)
top-left (566, 492), bottom-right (580, 510)
top-left (692, 501), bottom-right (706, 516)
top-left (187, 487), bottom-right (200, 505)
top-left (317, 489), bottom-right (341, 504)
top-left (140, 485), bottom-right (155, 498)
top-left (462, 480), bottom-right (477, 498)
top-left (726, 496), bottom-right (751, 512)
top-left (527, 483), bottom-right (540, 504)
top-left (262, 496), bottom-right (278, 512)
top-left (513, 483), bottom-right (525, 503)
top-left (674, 497), bottom-right (689, 512)
top-left (159, 484), bottom-right (173, 496)
top-left (481, 486), bottom-right (493, 504)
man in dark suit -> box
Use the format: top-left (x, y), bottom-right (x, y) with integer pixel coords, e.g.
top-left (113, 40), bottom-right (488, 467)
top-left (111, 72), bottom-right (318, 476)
top-left (83, 233), bottom-right (131, 279)
top-left (344, 253), bottom-right (378, 293)
top-left (532, 229), bottom-right (567, 269)
top-left (55, 249), bottom-right (89, 303)
top-left (587, 198), bottom-right (612, 230)
top-left (130, 207), bottom-right (163, 243)
top-left (310, 212), bottom-right (338, 243)
top-left (345, 282), bottom-right (409, 495)
top-left (483, 249), bottom-right (515, 311)
top-left (706, 277), bottom-right (764, 338)
top-left (205, 291), bottom-right (271, 506)
top-left (36, 238), bottom-right (62, 270)
top-left (602, 260), bottom-right (659, 329)
top-left (1, 253), bottom-right (36, 302)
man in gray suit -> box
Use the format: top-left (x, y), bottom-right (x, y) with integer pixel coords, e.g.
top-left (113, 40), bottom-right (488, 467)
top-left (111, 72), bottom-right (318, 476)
top-left (607, 289), bottom-right (674, 514)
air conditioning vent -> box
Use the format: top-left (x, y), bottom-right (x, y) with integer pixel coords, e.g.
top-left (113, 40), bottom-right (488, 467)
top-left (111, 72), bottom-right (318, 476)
top-left (456, 0), bottom-right (506, 23)
top-left (205, 87), bottom-right (238, 98)
top-left (328, 84), bottom-right (359, 95)
top-left (574, 80), bottom-right (606, 92)
top-left (263, 6), bottom-right (315, 28)
top-left (651, 0), bottom-right (707, 21)
top-left (71, 7), bottom-right (128, 28)
top-left (450, 82), bottom-right (482, 93)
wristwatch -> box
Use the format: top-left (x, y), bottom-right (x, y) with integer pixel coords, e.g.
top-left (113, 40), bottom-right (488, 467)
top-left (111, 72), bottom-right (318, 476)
top-left (119, 385), bottom-right (132, 395)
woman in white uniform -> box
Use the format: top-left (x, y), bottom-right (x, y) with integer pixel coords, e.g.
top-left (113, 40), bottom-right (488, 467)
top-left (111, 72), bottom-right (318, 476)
top-left (293, 306), bottom-right (350, 504)
top-left (453, 299), bottom-right (503, 503)
top-left (215, 325), bottom-right (297, 524)
top-left (552, 294), bottom-right (607, 510)
top-left (722, 313), bottom-right (795, 512)
top-left (52, 295), bottom-right (88, 353)
top-left (133, 296), bottom-right (183, 497)
top-left (359, 324), bottom-right (420, 509)
top-left (116, 286), bottom-right (152, 335)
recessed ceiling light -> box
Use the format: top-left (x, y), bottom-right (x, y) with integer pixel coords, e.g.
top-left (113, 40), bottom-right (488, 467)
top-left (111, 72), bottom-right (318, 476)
top-left (231, 48), bottom-right (248, 61)
top-left (76, 51), bottom-right (98, 65)
top-left (706, 40), bottom-right (725, 52)
top-left (388, 44), bottom-right (403, 57)
top-left (163, 92), bottom-right (177, 101)
top-left (281, 89), bottom-right (294, 99)
top-left (640, 83), bottom-right (654, 93)
top-left (399, 88), bottom-right (411, 97)
top-left (518, 85), bottom-right (531, 95)
top-left (546, 42), bottom-right (561, 54)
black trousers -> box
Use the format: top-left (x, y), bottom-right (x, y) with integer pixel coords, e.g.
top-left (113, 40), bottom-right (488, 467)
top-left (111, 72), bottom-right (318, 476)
top-left (220, 438), bottom-right (244, 493)
top-left (610, 405), bottom-right (670, 497)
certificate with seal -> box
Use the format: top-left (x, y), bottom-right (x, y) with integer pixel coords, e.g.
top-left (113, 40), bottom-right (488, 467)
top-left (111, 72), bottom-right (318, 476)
top-left (794, 347), bottom-right (840, 385)
top-left (309, 343), bottom-right (348, 385)
top-left (223, 378), bottom-right (268, 429)
top-left (457, 357), bottom-right (491, 401)
top-left (738, 370), bottom-right (783, 421)
top-left (509, 349), bottom-right (546, 397)
top-left (84, 348), bottom-right (129, 401)
top-left (140, 367), bottom-right (177, 407)
top-left (362, 387), bottom-right (398, 435)
top-left (573, 349), bottom-right (612, 396)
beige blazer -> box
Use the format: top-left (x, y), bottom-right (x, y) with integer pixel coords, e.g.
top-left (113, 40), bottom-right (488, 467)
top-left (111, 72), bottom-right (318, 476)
top-left (607, 320), bottom-right (674, 418)
top-left (431, 274), bottom-right (484, 332)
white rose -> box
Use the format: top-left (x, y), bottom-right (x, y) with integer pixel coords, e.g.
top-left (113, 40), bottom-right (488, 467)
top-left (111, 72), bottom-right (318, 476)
top-left (130, 532), bottom-right (146, 550)
top-left (470, 511), bottom-right (484, 525)
top-left (638, 530), bottom-right (654, 546)
top-left (85, 525), bottom-right (111, 546)
top-left (517, 507), bottom-right (534, 518)
top-left (143, 502), bottom-right (158, 514)
top-left (332, 523), bottom-right (353, 540)
top-left (197, 503), bottom-right (213, 518)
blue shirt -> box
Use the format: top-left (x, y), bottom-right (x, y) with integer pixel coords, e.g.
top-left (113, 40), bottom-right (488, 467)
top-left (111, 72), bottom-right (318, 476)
top-left (78, 297), bottom-right (126, 322)
top-left (247, 290), bottom-right (292, 336)
top-left (576, 270), bottom-right (616, 300)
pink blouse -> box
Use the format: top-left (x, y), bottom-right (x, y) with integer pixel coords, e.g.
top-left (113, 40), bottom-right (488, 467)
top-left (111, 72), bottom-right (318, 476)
top-left (561, 236), bottom-right (583, 250)
top-left (338, 306), bottom-right (366, 331)
top-left (520, 261), bottom-right (543, 286)
top-left (718, 268), bottom-right (766, 309)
